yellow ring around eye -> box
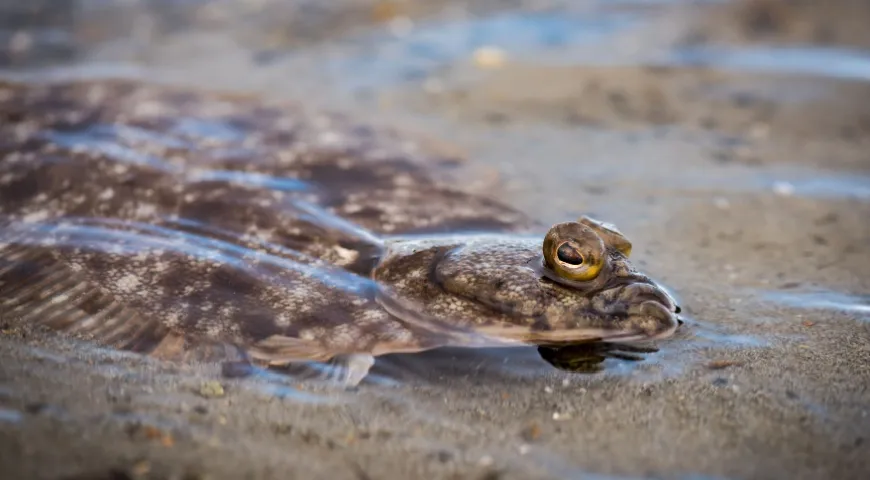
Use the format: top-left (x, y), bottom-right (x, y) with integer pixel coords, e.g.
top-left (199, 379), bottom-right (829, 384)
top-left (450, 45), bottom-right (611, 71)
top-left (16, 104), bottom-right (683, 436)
top-left (554, 258), bottom-right (602, 282)
top-left (542, 222), bottom-right (607, 282)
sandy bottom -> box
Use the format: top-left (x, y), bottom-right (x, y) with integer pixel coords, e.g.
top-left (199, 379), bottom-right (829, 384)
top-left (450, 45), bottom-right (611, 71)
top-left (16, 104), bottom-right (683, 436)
top-left (1, 1), bottom-right (869, 479)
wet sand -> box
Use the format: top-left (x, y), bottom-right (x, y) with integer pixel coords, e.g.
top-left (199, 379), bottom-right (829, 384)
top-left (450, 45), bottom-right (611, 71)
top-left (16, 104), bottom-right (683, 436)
top-left (1, 1), bottom-right (869, 479)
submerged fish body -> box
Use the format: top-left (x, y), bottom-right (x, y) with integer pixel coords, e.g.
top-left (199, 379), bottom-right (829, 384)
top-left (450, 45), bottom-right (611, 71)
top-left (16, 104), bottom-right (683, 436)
top-left (0, 80), bottom-right (680, 385)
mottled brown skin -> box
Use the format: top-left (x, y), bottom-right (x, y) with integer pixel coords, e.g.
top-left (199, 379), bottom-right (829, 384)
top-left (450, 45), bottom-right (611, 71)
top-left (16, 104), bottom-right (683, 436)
top-left (0, 80), bottom-right (679, 385)
top-left (373, 220), bottom-right (679, 347)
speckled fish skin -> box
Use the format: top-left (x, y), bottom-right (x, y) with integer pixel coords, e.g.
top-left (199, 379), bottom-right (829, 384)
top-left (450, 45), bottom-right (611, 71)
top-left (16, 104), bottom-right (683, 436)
top-left (0, 79), bottom-right (536, 369)
top-left (0, 80), bottom-right (679, 384)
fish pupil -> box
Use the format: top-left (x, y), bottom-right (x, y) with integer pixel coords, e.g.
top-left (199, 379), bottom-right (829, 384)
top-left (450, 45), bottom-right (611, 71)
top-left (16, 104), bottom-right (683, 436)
top-left (556, 243), bottom-right (583, 265)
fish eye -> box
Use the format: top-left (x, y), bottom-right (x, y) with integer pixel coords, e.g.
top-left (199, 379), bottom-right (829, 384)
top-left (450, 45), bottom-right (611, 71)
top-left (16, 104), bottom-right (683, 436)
top-left (556, 242), bottom-right (584, 266)
top-left (543, 223), bottom-right (606, 282)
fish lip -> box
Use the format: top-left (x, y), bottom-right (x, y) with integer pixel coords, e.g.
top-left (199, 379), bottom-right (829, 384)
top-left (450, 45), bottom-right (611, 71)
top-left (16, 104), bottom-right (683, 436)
top-left (610, 282), bottom-right (681, 341)
top-left (617, 281), bottom-right (678, 314)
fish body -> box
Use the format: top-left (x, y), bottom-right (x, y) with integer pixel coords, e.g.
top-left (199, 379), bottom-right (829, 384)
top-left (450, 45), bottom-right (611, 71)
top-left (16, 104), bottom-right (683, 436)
top-left (0, 80), bottom-right (679, 385)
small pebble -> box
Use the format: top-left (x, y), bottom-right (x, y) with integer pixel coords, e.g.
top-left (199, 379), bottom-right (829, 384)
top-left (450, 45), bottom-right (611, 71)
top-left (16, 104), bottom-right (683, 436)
top-left (136, 425), bottom-right (174, 447)
top-left (518, 444), bottom-right (531, 455)
top-left (713, 197), bottom-right (730, 209)
top-left (434, 450), bottom-right (453, 463)
top-left (520, 423), bottom-right (541, 442)
top-left (706, 359), bottom-right (744, 370)
top-left (473, 46), bottom-right (507, 69)
top-left (478, 455), bottom-right (494, 466)
top-left (198, 381), bottom-right (225, 398)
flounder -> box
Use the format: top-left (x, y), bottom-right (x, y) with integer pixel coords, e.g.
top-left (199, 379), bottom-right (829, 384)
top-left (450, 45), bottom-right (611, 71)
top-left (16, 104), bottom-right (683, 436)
top-left (0, 80), bottom-right (681, 385)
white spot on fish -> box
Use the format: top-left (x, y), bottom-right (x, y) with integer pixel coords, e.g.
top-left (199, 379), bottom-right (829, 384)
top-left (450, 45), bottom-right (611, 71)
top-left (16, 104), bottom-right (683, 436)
top-left (275, 313), bottom-right (290, 327)
top-left (405, 268), bottom-right (424, 279)
top-left (51, 294), bottom-right (70, 304)
top-left (206, 323), bottom-right (223, 337)
top-left (332, 245), bottom-right (359, 266)
top-left (135, 203), bottom-right (157, 217)
top-left (117, 273), bottom-right (141, 293)
top-left (343, 203), bottom-right (363, 214)
top-left (165, 312), bottom-right (181, 327)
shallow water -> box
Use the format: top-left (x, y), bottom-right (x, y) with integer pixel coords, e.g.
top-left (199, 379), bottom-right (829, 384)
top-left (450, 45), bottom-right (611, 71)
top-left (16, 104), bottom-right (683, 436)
top-left (1, 1), bottom-right (869, 479)
top-left (763, 289), bottom-right (870, 318)
top-left (668, 45), bottom-right (870, 81)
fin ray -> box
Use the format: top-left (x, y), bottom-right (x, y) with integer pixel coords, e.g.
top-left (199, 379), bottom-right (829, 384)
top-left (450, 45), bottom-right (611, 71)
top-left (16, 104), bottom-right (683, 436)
top-left (0, 242), bottom-right (171, 354)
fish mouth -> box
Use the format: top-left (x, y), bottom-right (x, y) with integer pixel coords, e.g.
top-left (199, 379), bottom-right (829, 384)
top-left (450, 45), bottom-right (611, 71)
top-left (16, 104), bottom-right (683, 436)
top-left (617, 282), bottom-right (679, 314)
top-left (603, 282), bottom-right (681, 342)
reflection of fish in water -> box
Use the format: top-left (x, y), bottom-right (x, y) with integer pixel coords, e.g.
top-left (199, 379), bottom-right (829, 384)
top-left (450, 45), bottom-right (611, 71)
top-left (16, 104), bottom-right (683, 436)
top-left (538, 343), bottom-right (660, 373)
top-left (0, 80), bottom-right (681, 386)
